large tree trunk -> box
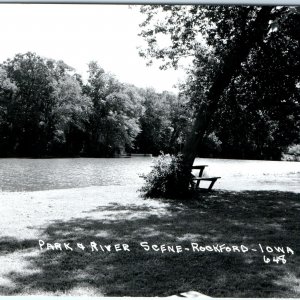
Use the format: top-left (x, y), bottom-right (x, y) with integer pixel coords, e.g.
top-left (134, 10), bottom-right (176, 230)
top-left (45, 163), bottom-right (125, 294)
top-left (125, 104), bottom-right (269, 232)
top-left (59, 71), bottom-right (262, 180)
top-left (180, 6), bottom-right (273, 190)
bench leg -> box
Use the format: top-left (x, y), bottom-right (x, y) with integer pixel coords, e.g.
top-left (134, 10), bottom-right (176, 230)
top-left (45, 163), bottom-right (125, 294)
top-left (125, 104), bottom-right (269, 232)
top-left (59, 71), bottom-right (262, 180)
top-left (199, 167), bottom-right (205, 177)
top-left (190, 180), bottom-right (195, 190)
top-left (207, 179), bottom-right (217, 191)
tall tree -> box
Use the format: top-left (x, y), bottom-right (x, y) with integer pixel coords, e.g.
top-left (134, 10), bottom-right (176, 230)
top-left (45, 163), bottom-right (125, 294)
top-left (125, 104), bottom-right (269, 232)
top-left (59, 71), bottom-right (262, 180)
top-left (135, 88), bottom-right (173, 155)
top-left (140, 6), bottom-right (277, 192)
top-left (0, 68), bottom-right (18, 155)
top-left (1, 52), bottom-right (56, 156)
top-left (184, 12), bottom-right (300, 160)
top-left (85, 62), bottom-right (143, 156)
top-left (51, 73), bottom-right (92, 155)
top-left (134, 88), bottom-right (191, 155)
top-left (0, 52), bottom-right (92, 157)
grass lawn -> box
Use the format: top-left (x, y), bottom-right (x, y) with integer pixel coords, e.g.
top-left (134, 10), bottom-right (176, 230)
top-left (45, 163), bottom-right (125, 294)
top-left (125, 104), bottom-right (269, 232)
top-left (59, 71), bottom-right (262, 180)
top-left (0, 185), bottom-right (299, 297)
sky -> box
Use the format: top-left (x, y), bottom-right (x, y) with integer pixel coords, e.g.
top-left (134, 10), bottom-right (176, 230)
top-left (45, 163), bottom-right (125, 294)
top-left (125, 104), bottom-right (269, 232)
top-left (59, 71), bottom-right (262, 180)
top-left (0, 4), bottom-right (187, 92)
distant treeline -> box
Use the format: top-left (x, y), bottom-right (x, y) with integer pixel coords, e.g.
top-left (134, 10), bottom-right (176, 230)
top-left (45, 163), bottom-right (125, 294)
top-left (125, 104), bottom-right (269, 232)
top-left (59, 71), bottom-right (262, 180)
top-left (0, 52), bottom-right (299, 160)
top-left (0, 52), bottom-right (191, 158)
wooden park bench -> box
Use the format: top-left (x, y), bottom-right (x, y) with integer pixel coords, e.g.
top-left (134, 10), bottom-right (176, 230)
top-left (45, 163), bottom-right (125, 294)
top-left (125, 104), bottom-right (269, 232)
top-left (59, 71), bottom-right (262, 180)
top-left (190, 165), bottom-right (221, 191)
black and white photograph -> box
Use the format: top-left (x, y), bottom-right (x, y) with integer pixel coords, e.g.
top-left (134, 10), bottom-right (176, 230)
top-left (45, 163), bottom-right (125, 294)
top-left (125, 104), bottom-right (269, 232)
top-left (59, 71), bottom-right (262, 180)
top-left (0, 2), bottom-right (299, 297)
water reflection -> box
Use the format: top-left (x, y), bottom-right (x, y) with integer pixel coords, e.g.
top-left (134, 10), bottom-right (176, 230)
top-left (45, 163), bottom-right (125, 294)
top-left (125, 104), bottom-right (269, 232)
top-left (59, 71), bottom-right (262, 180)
top-left (0, 158), bottom-right (152, 192)
top-left (0, 157), bottom-right (299, 192)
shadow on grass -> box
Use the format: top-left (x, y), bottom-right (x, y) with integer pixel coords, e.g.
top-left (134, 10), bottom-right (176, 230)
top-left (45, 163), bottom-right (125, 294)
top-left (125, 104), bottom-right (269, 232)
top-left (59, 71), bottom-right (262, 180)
top-left (0, 237), bottom-right (37, 255)
top-left (0, 190), bottom-right (300, 297)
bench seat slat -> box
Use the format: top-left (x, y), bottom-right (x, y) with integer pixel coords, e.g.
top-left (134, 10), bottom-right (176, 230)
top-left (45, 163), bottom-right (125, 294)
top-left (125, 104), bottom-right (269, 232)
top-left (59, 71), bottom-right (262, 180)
top-left (191, 165), bottom-right (208, 169)
top-left (190, 176), bottom-right (221, 191)
top-left (192, 177), bottom-right (221, 180)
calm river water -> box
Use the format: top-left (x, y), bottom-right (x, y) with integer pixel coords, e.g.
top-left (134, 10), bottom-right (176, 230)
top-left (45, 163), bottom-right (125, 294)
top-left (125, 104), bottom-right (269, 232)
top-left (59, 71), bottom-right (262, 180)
top-left (0, 157), bottom-right (299, 192)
